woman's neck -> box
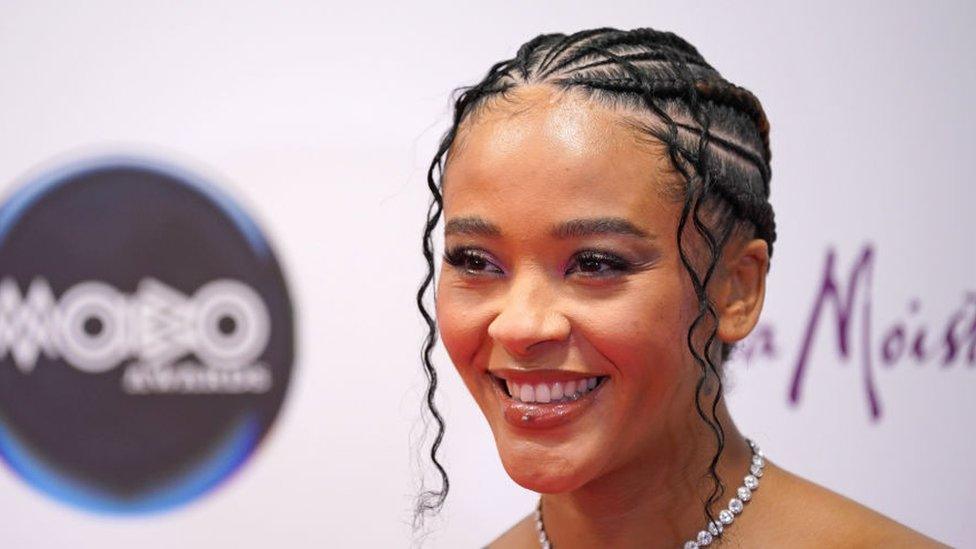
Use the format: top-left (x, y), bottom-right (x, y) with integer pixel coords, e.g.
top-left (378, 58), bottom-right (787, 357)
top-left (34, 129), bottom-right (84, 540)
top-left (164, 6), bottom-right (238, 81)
top-left (539, 404), bottom-right (753, 549)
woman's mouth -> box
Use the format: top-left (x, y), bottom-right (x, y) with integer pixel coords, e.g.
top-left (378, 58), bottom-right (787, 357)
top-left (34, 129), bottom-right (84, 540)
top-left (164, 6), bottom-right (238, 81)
top-left (487, 371), bottom-right (609, 429)
top-left (498, 375), bottom-right (607, 403)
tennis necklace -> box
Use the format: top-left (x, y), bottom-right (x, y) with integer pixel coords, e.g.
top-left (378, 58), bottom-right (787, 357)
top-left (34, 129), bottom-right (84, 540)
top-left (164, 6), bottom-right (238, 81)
top-left (534, 438), bottom-right (766, 549)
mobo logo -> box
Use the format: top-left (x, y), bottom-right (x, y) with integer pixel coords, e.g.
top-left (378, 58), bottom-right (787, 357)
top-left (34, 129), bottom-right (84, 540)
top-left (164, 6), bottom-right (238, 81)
top-left (0, 156), bottom-right (294, 514)
top-left (2, 277), bottom-right (272, 393)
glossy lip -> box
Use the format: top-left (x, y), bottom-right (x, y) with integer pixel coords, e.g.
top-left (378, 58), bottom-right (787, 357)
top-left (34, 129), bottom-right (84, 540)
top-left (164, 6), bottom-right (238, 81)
top-left (486, 371), bottom-right (609, 430)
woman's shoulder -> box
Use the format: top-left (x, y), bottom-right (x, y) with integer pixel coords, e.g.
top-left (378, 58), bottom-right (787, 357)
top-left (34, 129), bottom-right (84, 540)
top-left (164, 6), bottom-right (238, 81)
top-left (739, 461), bottom-right (946, 547)
top-left (484, 463), bottom-right (946, 548)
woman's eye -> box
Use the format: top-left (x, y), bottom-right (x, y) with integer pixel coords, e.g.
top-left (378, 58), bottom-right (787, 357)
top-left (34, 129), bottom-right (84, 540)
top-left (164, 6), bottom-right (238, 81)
top-left (568, 251), bottom-right (632, 277)
top-left (444, 247), bottom-right (632, 278)
top-left (443, 247), bottom-right (504, 276)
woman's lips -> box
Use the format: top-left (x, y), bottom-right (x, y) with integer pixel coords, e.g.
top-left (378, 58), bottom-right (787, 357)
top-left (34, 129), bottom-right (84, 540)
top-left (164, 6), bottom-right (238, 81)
top-left (487, 371), bottom-right (609, 430)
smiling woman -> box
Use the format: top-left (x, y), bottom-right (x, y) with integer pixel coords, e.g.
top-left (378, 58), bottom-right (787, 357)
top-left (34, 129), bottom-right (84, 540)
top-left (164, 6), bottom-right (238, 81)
top-left (416, 28), bottom-right (942, 548)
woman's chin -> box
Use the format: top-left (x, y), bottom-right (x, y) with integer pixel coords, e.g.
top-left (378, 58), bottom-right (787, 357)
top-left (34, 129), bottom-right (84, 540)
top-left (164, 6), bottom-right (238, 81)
top-left (482, 391), bottom-right (614, 494)
top-left (496, 445), bottom-right (597, 494)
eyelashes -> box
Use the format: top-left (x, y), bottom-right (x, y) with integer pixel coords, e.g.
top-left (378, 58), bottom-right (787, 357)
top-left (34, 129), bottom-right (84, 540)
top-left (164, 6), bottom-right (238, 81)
top-left (443, 246), bottom-right (635, 278)
top-left (572, 250), bottom-right (633, 275)
top-left (443, 247), bottom-right (504, 276)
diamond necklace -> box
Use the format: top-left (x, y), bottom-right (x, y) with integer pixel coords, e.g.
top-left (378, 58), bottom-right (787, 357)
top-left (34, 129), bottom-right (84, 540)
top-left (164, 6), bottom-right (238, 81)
top-left (534, 438), bottom-right (766, 549)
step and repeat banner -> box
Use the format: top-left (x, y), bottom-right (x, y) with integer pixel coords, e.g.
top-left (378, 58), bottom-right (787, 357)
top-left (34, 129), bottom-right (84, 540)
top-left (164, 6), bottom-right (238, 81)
top-left (0, 1), bottom-right (971, 547)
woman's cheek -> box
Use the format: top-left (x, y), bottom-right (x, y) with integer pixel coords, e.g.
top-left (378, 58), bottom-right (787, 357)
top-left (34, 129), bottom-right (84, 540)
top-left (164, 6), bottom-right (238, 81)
top-left (435, 290), bottom-right (483, 374)
top-left (575, 292), bottom-right (682, 372)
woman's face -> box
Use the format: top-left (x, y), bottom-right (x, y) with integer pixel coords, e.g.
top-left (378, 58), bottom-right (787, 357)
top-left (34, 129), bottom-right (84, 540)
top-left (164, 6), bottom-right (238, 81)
top-left (435, 85), bottom-right (716, 493)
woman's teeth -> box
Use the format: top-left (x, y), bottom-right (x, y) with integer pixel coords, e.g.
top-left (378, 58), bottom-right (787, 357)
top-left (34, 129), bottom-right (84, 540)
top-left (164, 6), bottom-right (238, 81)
top-left (505, 377), bottom-right (601, 403)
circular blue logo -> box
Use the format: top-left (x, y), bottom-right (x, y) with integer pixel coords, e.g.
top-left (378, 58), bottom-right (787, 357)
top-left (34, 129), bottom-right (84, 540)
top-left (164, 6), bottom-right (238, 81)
top-left (0, 156), bottom-right (294, 514)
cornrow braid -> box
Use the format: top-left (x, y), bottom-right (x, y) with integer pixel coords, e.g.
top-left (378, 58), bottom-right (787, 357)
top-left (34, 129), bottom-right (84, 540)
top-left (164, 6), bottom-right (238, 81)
top-left (415, 27), bottom-right (777, 536)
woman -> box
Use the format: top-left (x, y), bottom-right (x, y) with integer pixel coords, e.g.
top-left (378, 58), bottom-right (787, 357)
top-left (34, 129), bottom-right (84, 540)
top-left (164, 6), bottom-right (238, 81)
top-left (416, 27), bottom-right (941, 548)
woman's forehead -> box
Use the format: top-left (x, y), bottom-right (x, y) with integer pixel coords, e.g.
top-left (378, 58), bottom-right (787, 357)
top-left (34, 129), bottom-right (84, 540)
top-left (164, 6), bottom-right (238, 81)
top-left (442, 85), bottom-right (678, 226)
top-left (449, 86), bottom-right (642, 169)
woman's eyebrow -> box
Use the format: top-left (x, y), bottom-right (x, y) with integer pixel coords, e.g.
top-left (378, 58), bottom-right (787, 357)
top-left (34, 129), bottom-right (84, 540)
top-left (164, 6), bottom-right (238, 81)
top-left (551, 217), bottom-right (653, 239)
top-left (444, 216), bottom-right (654, 239)
top-left (444, 216), bottom-right (501, 237)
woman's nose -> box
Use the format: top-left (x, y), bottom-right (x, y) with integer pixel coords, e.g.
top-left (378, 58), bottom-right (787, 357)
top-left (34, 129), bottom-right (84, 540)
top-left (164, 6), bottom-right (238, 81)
top-left (486, 271), bottom-right (570, 358)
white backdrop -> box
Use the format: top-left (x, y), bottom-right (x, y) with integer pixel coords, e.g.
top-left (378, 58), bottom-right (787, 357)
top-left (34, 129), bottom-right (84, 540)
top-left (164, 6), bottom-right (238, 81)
top-left (0, 1), bottom-right (972, 547)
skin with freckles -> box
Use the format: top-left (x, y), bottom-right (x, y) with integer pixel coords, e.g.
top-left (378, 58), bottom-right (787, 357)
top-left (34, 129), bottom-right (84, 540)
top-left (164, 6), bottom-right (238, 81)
top-left (435, 85), bottom-right (941, 548)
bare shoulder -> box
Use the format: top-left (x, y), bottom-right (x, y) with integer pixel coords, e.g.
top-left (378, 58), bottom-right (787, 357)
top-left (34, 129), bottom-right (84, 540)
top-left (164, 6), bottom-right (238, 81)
top-left (738, 461), bottom-right (947, 548)
top-left (486, 512), bottom-right (536, 549)
top-left (482, 465), bottom-right (946, 548)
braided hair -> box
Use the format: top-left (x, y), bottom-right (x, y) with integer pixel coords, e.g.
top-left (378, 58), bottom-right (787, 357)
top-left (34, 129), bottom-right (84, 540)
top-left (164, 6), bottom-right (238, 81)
top-left (416, 26), bottom-right (776, 533)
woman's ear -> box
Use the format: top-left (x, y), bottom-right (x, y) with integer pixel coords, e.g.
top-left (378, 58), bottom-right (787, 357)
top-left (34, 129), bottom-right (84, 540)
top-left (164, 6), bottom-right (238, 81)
top-left (715, 238), bottom-right (769, 344)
